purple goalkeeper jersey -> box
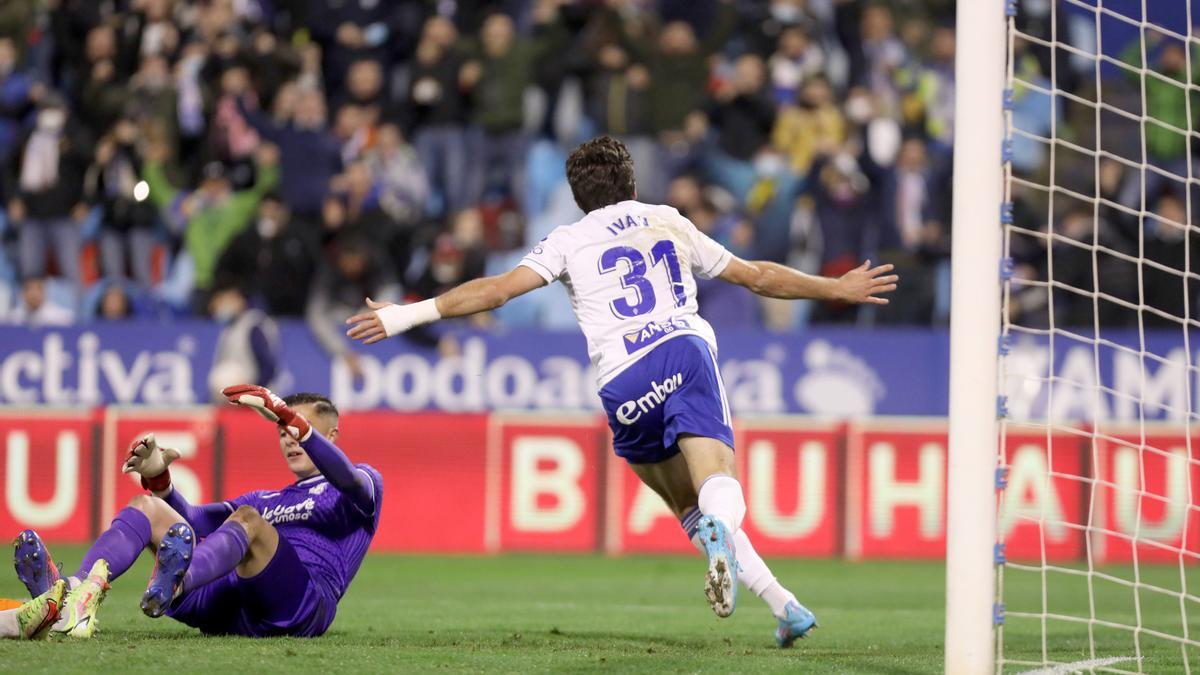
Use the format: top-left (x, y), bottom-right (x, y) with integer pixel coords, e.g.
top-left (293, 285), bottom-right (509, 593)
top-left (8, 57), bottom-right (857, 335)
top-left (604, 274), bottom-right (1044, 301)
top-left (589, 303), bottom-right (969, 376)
top-left (227, 464), bottom-right (383, 601)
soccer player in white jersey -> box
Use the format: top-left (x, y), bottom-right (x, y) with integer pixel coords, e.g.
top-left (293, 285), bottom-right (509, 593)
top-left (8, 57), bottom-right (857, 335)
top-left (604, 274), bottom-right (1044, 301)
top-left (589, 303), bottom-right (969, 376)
top-left (346, 136), bottom-right (898, 646)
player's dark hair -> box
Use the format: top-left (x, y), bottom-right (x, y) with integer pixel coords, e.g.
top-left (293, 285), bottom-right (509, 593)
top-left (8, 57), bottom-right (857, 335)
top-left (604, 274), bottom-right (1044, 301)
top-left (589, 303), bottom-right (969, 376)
top-left (566, 136), bottom-right (636, 213)
top-left (283, 392), bottom-right (339, 420)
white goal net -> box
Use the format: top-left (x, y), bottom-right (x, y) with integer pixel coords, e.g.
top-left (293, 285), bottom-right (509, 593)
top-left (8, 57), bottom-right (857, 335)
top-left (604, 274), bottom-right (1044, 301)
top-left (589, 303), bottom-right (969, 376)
top-left (997, 0), bottom-right (1200, 672)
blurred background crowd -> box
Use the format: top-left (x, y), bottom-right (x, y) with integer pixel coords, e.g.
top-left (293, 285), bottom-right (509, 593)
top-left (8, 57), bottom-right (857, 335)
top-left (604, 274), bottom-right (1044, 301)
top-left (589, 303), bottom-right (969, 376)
top-left (3, 0), bottom-right (1180, 352)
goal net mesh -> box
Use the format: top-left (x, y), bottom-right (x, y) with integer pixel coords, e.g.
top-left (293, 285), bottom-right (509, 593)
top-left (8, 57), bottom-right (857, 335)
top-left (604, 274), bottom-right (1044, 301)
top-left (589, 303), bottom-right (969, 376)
top-left (999, 0), bottom-right (1200, 672)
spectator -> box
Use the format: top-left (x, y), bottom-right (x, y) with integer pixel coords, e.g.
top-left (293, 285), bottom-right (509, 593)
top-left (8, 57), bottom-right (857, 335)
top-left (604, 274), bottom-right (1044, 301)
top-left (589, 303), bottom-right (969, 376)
top-left (586, 40), bottom-right (653, 139)
top-left (0, 1), bottom-right (36, 55)
top-left (96, 281), bottom-right (133, 320)
top-left (131, 0), bottom-right (181, 61)
top-left (411, 208), bottom-right (487, 301)
top-left (707, 54), bottom-right (777, 163)
top-left (244, 27), bottom-right (302, 110)
top-left (368, 122), bottom-right (429, 228)
top-left (9, 276), bottom-right (73, 326)
top-left (768, 26), bottom-right (825, 107)
top-left (306, 231), bottom-right (401, 379)
top-left (173, 41), bottom-right (211, 165)
top-left (692, 199), bottom-right (758, 326)
top-left (337, 58), bottom-right (389, 129)
top-left (808, 152), bottom-right (874, 323)
top-left (238, 86), bottom-right (341, 219)
top-left (327, 160), bottom-right (391, 241)
top-left (740, 0), bottom-right (820, 58)
top-left (206, 283), bottom-right (284, 403)
top-left (307, 0), bottom-right (414, 95)
top-left (125, 54), bottom-right (180, 150)
top-left (847, 3), bottom-right (906, 116)
top-left (624, 1), bottom-right (737, 140)
top-left (319, 193), bottom-right (348, 244)
top-left (213, 192), bottom-right (317, 317)
top-left (1143, 191), bottom-right (1200, 327)
top-left (366, 123), bottom-right (430, 273)
top-left (1119, 33), bottom-right (1200, 169)
top-left (461, 9), bottom-right (569, 207)
top-left (207, 64), bottom-right (259, 176)
top-left (142, 141), bottom-right (280, 310)
top-left (665, 173), bottom-right (707, 216)
top-left (772, 75), bottom-right (846, 176)
top-left (84, 118), bottom-right (160, 286)
top-left (332, 102), bottom-right (370, 166)
top-left (875, 137), bottom-right (945, 325)
top-left (0, 36), bottom-right (39, 166)
top-left (78, 24), bottom-right (130, 138)
top-left (404, 15), bottom-right (470, 215)
top-left (4, 94), bottom-right (92, 287)
top-left (901, 24), bottom-right (955, 155)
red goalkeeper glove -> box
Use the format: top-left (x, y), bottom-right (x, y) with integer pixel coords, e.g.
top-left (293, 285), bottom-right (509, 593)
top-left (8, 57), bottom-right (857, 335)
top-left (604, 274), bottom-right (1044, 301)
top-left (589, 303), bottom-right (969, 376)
top-left (221, 384), bottom-right (312, 441)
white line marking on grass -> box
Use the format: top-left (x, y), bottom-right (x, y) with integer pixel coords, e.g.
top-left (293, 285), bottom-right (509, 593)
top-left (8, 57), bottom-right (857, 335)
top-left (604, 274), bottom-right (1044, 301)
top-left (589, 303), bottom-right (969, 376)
top-left (1016, 656), bottom-right (1138, 674)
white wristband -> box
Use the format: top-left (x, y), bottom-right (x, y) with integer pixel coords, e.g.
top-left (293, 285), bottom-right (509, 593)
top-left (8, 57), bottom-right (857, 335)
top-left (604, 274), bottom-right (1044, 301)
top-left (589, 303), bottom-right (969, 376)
top-left (376, 299), bottom-right (442, 337)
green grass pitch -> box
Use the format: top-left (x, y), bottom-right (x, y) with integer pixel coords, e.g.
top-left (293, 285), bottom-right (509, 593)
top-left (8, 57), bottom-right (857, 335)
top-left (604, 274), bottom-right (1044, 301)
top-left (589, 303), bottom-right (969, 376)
top-left (0, 547), bottom-right (1196, 673)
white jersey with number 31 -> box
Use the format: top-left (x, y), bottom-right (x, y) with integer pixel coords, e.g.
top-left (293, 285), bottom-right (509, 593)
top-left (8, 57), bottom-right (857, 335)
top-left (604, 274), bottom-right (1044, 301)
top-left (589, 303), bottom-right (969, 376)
top-left (518, 200), bottom-right (732, 386)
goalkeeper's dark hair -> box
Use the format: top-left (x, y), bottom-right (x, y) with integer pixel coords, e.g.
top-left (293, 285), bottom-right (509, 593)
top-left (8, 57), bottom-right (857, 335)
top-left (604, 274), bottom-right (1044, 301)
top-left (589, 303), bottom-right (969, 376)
top-left (283, 392), bottom-right (339, 420)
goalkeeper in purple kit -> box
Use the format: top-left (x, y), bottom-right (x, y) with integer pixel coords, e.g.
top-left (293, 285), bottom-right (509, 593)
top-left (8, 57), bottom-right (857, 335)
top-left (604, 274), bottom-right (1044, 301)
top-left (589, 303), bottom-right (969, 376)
top-left (12, 386), bottom-right (382, 638)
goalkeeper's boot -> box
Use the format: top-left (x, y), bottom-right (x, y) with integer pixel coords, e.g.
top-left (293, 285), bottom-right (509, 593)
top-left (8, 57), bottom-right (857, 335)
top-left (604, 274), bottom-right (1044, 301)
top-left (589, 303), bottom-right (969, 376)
top-left (775, 601), bottom-right (818, 648)
top-left (697, 515), bottom-right (737, 618)
top-left (16, 579), bottom-right (66, 640)
top-left (141, 523), bottom-right (193, 618)
top-left (13, 529), bottom-right (62, 598)
top-left (57, 559), bottom-right (110, 638)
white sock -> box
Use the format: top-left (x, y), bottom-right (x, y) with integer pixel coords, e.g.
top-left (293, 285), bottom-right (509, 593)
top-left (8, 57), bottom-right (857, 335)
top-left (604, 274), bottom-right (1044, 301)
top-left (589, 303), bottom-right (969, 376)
top-left (67, 576), bottom-right (81, 591)
top-left (0, 608), bottom-right (18, 638)
top-left (729, 528), bottom-right (796, 619)
top-left (697, 474), bottom-right (746, 534)
top-left (734, 529), bottom-right (797, 619)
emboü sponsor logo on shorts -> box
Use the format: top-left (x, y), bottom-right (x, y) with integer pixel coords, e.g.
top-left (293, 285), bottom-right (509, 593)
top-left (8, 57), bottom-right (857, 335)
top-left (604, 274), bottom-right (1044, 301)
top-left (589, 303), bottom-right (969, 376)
top-left (615, 373), bottom-right (684, 425)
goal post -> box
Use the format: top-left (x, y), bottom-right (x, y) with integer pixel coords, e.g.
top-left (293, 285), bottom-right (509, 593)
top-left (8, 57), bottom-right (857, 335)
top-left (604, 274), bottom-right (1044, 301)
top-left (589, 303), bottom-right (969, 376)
top-left (951, 0), bottom-right (1200, 671)
top-left (945, 0), bottom-right (1007, 672)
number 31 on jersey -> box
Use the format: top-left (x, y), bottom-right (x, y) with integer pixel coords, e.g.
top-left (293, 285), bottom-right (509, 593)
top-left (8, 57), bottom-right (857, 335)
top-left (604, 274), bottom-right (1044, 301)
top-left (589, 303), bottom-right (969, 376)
top-left (598, 240), bottom-right (686, 319)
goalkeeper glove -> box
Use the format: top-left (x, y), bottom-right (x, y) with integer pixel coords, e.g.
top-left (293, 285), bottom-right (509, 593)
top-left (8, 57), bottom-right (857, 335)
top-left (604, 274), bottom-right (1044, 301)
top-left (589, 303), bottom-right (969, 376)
top-left (122, 434), bottom-right (181, 492)
top-left (221, 384), bottom-right (312, 441)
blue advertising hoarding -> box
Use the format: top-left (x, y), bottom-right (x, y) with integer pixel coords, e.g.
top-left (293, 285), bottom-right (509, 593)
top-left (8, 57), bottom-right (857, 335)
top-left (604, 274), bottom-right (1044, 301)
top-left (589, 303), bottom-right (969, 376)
top-left (0, 322), bottom-right (1194, 422)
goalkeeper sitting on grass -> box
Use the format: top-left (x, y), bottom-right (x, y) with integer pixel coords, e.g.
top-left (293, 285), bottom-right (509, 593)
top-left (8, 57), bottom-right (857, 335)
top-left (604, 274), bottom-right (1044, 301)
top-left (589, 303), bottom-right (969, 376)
top-left (12, 387), bottom-right (382, 638)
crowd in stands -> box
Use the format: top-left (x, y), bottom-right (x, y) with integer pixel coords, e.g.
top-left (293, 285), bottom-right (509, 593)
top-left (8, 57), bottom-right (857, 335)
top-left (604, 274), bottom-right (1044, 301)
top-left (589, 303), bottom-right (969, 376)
top-left (1004, 6), bottom-right (1200, 333)
top-left (0, 0), bottom-right (1005, 350)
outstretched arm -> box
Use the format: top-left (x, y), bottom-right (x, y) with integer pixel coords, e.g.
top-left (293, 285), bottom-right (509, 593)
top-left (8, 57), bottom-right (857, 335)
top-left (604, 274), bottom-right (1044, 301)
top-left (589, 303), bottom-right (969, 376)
top-left (719, 257), bottom-right (899, 304)
top-left (344, 266), bottom-right (546, 344)
top-left (300, 431), bottom-right (376, 517)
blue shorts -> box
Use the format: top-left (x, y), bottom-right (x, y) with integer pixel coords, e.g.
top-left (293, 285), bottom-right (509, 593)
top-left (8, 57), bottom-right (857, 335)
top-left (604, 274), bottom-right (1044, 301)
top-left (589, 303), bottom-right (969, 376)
top-left (599, 334), bottom-right (734, 464)
top-left (167, 532), bottom-right (335, 637)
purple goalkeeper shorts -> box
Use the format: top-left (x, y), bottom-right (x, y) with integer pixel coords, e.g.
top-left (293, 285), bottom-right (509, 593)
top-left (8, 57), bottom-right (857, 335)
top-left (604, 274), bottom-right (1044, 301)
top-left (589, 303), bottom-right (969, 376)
top-left (166, 533), bottom-right (335, 637)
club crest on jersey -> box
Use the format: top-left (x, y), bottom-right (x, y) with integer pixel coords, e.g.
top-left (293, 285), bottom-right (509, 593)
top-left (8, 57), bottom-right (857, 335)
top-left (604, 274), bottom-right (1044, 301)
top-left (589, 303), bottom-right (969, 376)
top-left (309, 482), bottom-right (328, 496)
top-left (623, 317), bottom-right (690, 354)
